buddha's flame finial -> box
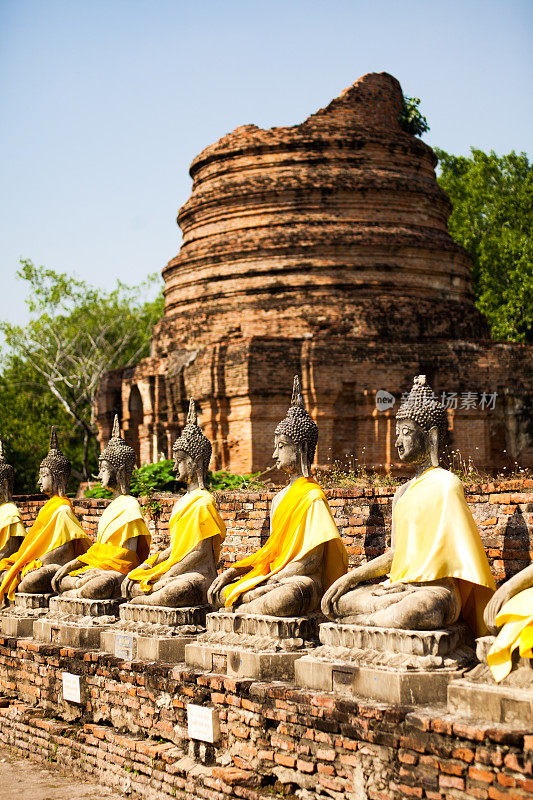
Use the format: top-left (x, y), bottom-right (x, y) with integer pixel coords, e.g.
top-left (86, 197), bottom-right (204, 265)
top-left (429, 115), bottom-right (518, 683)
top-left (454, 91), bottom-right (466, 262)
top-left (414, 375), bottom-right (426, 386)
top-left (0, 435), bottom-right (4, 462)
top-left (50, 426), bottom-right (60, 452)
top-left (291, 375), bottom-right (305, 409)
top-left (186, 398), bottom-right (197, 426)
top-left (112, 414), bottom-right (121, 439)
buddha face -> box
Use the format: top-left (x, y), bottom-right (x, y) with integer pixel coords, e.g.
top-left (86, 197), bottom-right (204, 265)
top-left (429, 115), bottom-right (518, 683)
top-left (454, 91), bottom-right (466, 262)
top-left (38, 466), bottom-right (54, 496)
top-left (173, 450), bottom-right (196, 483)
top-left (395, 418), bottom-right (429, 464)
top-left (273, 434), bottom-right (300, 474)
top-left (98, 458), bottom-right (116, 490)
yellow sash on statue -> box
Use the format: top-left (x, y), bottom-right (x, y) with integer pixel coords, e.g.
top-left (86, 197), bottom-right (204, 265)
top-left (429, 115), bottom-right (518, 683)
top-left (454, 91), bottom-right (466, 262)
top-left (69, 494), bottom-right (151, 577)
top-left (0, 502), bottom-right (26, 552)
top-left (128, 489), bottom-right (226, 592)
top-left (0, 496), bottom-right (91, 601)
top-left (487, 587), bottom-right (533, 682)
top-left (224, 476), bottom-right (348, 608)
top-left (390, 467), bottom-right (496, 637)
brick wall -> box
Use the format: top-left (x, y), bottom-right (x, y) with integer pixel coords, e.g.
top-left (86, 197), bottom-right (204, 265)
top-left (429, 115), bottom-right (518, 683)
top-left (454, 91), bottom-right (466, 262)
top-left (0, 641), bottom-right (531, 800)
top-left (15, 478), bottom-right (533, 586)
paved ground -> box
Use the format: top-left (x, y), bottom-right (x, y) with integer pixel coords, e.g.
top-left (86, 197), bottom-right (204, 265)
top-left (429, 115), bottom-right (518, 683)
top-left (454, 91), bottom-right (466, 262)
top-left (0, 746), bottom-right (127, 800)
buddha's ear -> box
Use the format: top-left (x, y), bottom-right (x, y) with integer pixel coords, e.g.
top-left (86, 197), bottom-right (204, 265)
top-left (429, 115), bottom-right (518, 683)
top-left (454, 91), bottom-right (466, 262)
top-left (196, 460), bottom-right (205, 490)
top-left (428, 426), bottom-right (439, 467)
top-left (116, 464), bottom-right (128, 495)
top-left (299, 440), bottom-right (309, 478)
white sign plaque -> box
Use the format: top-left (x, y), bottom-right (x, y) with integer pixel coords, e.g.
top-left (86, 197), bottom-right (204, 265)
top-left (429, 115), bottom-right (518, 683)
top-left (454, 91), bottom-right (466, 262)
top-left (187, 704), bottom-right (220, 743)
top-left (115, 633), bottom-right (135, 660)
top-left (62, 672), bottom-right (81, 704)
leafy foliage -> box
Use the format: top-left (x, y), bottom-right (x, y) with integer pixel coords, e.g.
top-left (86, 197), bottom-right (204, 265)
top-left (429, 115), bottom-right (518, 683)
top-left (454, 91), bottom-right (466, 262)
top-left (84, 462), bottom-right (262, 498)
top-left (398, 96), bottom-right (429, 137)
top-left (436, 148), bottom-right (533, 343)
top-left (1, 260), bottom-right (164, 489)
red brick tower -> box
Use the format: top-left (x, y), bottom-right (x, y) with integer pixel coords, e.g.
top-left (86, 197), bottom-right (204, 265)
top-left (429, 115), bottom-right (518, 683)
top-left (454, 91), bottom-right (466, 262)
top-left (96, 73), bottom-right (532, 473)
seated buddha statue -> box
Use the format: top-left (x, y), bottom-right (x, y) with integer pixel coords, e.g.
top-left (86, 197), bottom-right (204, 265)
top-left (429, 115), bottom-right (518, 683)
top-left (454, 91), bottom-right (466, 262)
top-left (52, 416), bottom-right (150, 600)
top-left (0, 436), bottom-right (26, 563)
top-left (208, 376), bottom-right (348, 617)
top-left (122, 398), bottom-right (226, 607)
top-left (322, 375), bottom-right (496, 636)
top-left (484, 564), bottom-right (533, 682)
top-left (0, 428), bottom-right (91, 603)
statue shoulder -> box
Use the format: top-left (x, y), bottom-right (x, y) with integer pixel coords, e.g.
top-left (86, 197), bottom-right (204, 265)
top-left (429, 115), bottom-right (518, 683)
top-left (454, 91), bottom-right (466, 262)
top-left (432, 467), bottom-right (463, 492)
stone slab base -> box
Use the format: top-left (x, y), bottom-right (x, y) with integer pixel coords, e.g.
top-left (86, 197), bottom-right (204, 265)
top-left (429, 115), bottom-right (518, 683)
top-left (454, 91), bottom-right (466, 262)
top-left (101, 628), bottom-right (196, 662)
top-left (295, 622), bottom-right (474, 705)
top-left (447, 634), bottom-right (533, 725)
top-left (295, 655), bottom-right (464, 705)
top-left (185, 641), bottom-right (308, 681)
top-left (33, 595), bottom-right (125, 648)
top-left (33, 618), bottom-right (107, 648)
top-left (448, 674), bottom-right (533, 726)
top-left (185, 611), bottom-right (322, 680)
top-left (0, 594), bottom-right (55, 637)
top-left (100, 603), bottom-right (209, 662)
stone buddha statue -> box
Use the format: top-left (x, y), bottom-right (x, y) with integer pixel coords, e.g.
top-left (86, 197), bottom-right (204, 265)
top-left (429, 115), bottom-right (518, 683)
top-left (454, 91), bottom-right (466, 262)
top-left (484, 565), bottom-right (533, 682)
top-left (52, 416), bottom-right (151, 600)
top-left (0, 428), bottom-right (90, 602)
top-left (0, 436), bottom-right (26, 563)
top-left (208, 376), bottom-right (347, 617)
top-left (322, 375), bottom-right (496, 636)
top-left (122, 398), bottom-right (226, 607)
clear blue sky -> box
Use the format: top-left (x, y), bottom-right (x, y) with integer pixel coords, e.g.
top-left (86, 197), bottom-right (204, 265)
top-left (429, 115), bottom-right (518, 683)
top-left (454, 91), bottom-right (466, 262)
top-left (1, 0), bottom-right (532, 327)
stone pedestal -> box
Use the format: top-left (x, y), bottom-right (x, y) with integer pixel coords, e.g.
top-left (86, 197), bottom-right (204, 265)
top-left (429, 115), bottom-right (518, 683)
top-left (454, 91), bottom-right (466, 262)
top-left (0, 593), bottom-right (55, 637)
top-left (33, 596), bottom-right (124, 648)
top-left (100, 604), bottom-right (208, 662)
top-left (185, 612), bottom-right (323, 680)
top-left (447, 635), bottom-right (533, 726)
top-left (295, 622), bottom-right (474, 705)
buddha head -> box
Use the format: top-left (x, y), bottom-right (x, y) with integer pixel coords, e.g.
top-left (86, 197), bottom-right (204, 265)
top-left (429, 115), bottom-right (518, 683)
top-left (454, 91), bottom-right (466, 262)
top-left (98, 415), bottom-right (136, 495)
top-left (395, 375), bottom-right (448, 467)
top-left (274, 375), bottom-right (318, 478)
top-left (38, 427), bottom-right (71, 497)
top-left (172, 399), bottom-right (212, 490)
top-left (0, 436), bottom-right (15, 504)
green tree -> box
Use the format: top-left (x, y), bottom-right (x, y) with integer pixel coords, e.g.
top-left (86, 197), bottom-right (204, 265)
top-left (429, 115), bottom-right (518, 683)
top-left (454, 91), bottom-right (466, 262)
top-left (436, 148), bottom-right (533, 343)
top-left (1, 260), bottom-right (164, 487)
top-left (398, 96), bottom-right (429, 137)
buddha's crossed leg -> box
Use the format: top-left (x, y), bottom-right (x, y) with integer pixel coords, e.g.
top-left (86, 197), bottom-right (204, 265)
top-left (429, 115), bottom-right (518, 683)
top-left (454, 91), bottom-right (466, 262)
top-left (336, 579), bottom-right (461, 629)
top-left (18, 564), bottom-right (61, 594)
top-left (235, 575), bottom-right (322, 617)
top-left (59, 568), bottom-right (125, 599)
top-left (127, 571), bottom-right (207, 607)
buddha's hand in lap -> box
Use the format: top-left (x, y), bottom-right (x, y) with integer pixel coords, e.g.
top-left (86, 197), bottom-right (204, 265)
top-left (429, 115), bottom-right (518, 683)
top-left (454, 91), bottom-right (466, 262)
top-left (207, 568), bottom-right (239, 606)
top-left (321, 572), bottom-right (361, 617)
top-left (484, 586), bottom-right (512, 633)
top-left (51, 564), bottom-right (71, 593)
top-left (122, 563), bottom-right (150, 598)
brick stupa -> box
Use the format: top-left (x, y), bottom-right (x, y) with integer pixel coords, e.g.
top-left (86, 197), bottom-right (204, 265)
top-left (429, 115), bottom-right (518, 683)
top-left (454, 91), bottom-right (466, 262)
top-left (97, 72), bottom-right (532, 473)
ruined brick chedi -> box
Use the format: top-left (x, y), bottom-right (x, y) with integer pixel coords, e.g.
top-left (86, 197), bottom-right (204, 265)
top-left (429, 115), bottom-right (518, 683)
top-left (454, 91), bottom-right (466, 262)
top-left (96, 72), bottom-right (532, 473)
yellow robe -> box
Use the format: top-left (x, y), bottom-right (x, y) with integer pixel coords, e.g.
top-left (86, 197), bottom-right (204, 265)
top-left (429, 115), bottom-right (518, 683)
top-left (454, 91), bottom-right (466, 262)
top-left (0, 501), bottom-right (26, 553)
top-left (224, 476), bottom-right (348, 608)
top-left (390, 467), bottom-right (496, 637)
top-left (0, 496), bottom-right (90, 601)
top-left (127, 488), bottom-right (226, 592)
top-left (487, 588), bottom-right (533, 682)
top-left (70, 494), bottom-right (151, 577)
